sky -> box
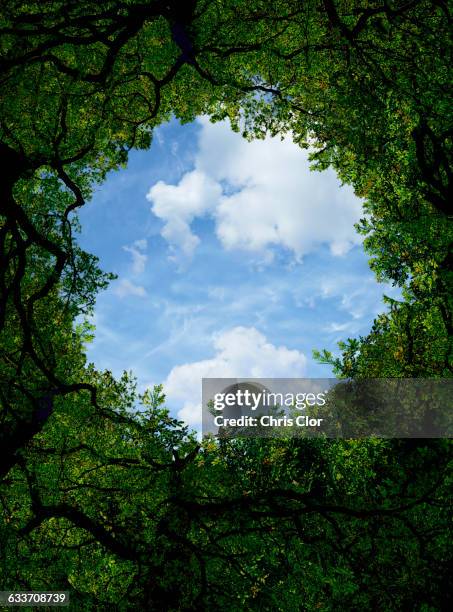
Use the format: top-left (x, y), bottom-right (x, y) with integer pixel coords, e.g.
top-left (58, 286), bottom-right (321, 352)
top-left (77, 117), bottom-right (400, 428)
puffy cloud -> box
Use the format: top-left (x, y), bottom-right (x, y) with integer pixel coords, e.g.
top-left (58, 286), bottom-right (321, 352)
top-left (163, 326), bottom-right (307, 426)
top-left (113, 278), bottom-right (147, 298)
top-left (147, 169), bottom-right (222, 258)
top-left (123, 239), bottom-right (148, 275)
top-left (147, 118), bottom-right (362, 261)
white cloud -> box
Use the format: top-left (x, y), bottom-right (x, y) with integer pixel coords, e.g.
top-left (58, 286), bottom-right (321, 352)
top-left (134, 239), bottom-right (147, 250)
top-left (147, 118), bottom-right (363, 261)
top-left (113, 278), bottom-right (147, 298)
top-left (162, 326), bottom-right (307, 426)
top-left (147, 170), bottom-right (222, 258)
top-left (325, 322), bottom-right (352, 333)
top-left (123, 239), bottom-right (148, 275)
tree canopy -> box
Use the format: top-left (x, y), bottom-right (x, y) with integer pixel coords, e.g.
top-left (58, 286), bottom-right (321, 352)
top-left (0, 1), bottom-right (452, 609)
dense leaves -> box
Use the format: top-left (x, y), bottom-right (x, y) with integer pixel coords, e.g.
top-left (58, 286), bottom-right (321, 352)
top-left (0, 1), bottom-right (452, 610)
top-left (1, 384), bottom-right (451, 610)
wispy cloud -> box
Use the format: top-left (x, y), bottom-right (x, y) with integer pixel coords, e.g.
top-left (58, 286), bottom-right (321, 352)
top-left (325, 321), bottom-right (354, 333)
top-left (113, 278), bottom-right (147, 298)
top-left (123, 239), bottom-right (148, 275)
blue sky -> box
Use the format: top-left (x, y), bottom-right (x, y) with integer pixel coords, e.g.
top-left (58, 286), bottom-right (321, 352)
top-left (77, 117), bottom-right (399, 426)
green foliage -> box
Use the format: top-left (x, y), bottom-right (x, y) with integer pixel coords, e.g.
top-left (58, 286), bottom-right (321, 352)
top-left (0, 1), bottom-right (451, 609)
top-left (1, 389), bottom-right (451, 609)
